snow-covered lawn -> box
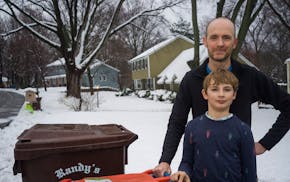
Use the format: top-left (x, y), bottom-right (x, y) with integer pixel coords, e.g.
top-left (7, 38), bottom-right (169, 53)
top-left (0, 87), bottom-right (289, 182)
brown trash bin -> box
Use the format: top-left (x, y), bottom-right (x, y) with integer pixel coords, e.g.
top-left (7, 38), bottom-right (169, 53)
top-left (13, 124), bottom-right (138, 182)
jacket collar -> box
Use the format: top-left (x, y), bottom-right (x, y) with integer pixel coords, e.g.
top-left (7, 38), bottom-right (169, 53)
top-left (194, 58), bottom-right (242, 79)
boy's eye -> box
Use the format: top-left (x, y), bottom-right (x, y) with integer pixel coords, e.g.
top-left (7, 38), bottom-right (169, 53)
top-left (224, 87), bottom-right (233, 92)
top-left (210, 88), bottom-right (218, 91)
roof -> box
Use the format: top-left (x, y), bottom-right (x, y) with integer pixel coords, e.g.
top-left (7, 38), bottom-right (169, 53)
top-left (89, 60), bottom-right (120, 72)
top-left (285, 58), bottom-right (290, 64)
top-left (157, 46), bottom-right (258, 84)
top-left (157, 45), bottom-right (208, 84)
top-left (47, 58), bottom-right (119, 72)
top-left (237, 53), bottom-right (258, 69)
top-left (128, 35), bottom-right (194, 63)
top-left (46, 58), bottom-right (65, 67)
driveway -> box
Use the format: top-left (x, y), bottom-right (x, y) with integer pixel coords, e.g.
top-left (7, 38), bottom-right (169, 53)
top-left (0, 90), bottom-right (25, 128)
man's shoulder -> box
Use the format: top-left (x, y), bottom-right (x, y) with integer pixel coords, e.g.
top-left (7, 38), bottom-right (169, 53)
top-left (183, 65), bottom-right (205, 81)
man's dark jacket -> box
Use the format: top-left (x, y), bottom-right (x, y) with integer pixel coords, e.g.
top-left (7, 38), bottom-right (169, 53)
top-left (160, 58), bottom-right (290, 164)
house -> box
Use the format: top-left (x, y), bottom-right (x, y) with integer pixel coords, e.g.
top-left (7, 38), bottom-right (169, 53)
top-left (157, 45), bottom-right (258, 91)
top-left (82, 61), bottom-right (120, 89)
top-left (128, 35), bottom-right (194, 90)
top-left (286, 58), bottom-right (290, 93)
top-left (45, 58), bottom-right (120, 89)
top-left (45, 58), bottom-right (66, 87)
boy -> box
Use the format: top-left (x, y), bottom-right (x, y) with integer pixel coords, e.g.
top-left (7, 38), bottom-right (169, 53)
top-left (170, 69), bottom-right (256, 182)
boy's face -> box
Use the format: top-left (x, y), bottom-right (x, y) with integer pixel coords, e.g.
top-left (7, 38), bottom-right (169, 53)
top-left (202, 80), bottom-right (236, 112)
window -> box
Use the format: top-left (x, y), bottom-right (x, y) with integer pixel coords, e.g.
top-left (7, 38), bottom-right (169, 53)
top-left (134, 79), bottom-right (142, 89)
top-left (99, 74), bottom-right (107, 81)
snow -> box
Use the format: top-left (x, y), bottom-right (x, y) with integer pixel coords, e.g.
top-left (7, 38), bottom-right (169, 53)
top-left (1, 77), bottom-right (8, 82)
top-left (157, 45), bottom-right (208, 84)
top-left (0, 87), bottom-right (290, 182)
top-left (128, 35), bottom-right (194, 63)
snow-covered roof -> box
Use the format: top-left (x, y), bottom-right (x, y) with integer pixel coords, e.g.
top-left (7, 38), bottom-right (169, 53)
top-left (47, 58), bottom-right (119, 72)
top-left (24, 87), bottom-right (37, 92)
top-left (128, 35), bottom-right (194, 63)
top-left (157, 45), bottom-right (208, 84)
top-left (44, 74), bottom-right (66, 80)
top-left (89, 60), bottom-right (120, 72)
top-left (46, 58), bottom-right (65, 67)
top-left (285, 58), bottom-right (290, 64)
top-left (237, 53), bottom-right (258, 69)
top-left (157, 46), bottom-right (258, 85)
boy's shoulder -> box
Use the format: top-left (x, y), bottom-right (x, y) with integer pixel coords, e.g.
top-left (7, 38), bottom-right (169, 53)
top-left (231, 115), bottom-right (252, 132)
top-left (187, 114), bottom-right (207, 127)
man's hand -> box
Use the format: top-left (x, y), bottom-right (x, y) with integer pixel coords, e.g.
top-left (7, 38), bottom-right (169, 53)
top-left (255, 142), bottom-right (266, 155)
top-left (170, 171), bottom-right (190, 182)
top-left (153, 162), bottom-right (171, 177)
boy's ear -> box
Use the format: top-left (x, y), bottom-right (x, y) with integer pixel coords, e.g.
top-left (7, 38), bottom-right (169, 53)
top-left (233, 91), bottom-right (237, 100)
top-left (201, 89), bottom-right (208, 100)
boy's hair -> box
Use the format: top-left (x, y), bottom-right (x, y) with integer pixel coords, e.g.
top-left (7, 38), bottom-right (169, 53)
top-left (203, 69), bottom-right (239, 92)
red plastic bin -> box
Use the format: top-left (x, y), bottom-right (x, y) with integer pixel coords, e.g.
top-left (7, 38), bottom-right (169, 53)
top-left (60, 169), bottom-right (170, 182)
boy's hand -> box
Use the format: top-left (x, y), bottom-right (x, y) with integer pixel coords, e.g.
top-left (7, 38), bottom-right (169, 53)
top-left (170, 171), bottom-right (190, 182)
top-left (153, 162), bottom-right (171, 177)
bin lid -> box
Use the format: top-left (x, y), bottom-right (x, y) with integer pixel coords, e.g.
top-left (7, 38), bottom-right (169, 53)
top-left (14, 124), bottom-right (138, 160)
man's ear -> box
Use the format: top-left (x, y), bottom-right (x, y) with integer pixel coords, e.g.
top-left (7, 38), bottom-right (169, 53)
top-left (201, 89), bottom-right (208, 100)
top-left (202, 36), bottom-right (207, 48)
top-left (233, 38), bottom-right (238, 49)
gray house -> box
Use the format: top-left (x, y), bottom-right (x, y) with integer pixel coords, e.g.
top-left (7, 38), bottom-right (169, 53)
top-left (82, 61), bottom-right (120, 89)
top-left (45, 58), bottom-right (120, 89)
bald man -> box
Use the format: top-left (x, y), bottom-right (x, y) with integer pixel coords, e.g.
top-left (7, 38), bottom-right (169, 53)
top-left (153, 17), bottom-right (290, 177)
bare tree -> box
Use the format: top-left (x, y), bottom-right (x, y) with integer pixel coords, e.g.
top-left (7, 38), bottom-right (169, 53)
top-left (118, 1), bottom-right (167, 57)
top-left (0, 0), bottom-right (183, 108)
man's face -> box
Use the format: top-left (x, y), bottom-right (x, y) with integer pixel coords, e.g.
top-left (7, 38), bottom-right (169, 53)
top-left (203, 19), bottom-right (237, 63)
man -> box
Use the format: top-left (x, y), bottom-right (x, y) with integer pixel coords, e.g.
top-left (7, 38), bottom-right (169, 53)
top-left (153, 17), bottom-right (290, 177)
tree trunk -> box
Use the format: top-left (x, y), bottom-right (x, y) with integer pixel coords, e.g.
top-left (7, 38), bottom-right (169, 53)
top-left (66, 67), bottom-right (82, 99)
top-left (188, 0), bottom-right (200, 69)
top-left (232, 0), bottom-right (258, 59)
top-left (87, 67), bottom-right (94, 95)
top-left (216, 0), bottom-right (226, 17)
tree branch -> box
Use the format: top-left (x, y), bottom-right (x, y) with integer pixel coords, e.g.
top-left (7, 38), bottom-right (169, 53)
top-left (27, 0), bottom-right (57, 21)
top-left (266, 0), bottom-right (290, 30)
top-left (216, 0), bottom-right (225, 17)
top-left (4, 0), bottom-right (57, 33)
top-left (231, 0), bottom-right (245, 23)
top-left (2, 1), bottom-right (60, 49)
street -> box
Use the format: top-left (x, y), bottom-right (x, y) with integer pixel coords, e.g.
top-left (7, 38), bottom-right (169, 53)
top-left (0, 90), bottom-right (24, 128)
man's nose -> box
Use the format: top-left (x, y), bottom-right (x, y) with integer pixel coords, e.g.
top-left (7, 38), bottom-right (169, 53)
top-left (217, 38), bottom-right (224, 46)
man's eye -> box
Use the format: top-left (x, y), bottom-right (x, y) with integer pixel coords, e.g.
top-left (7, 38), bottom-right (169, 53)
top-left (223, 36), bottom-right (231, 40)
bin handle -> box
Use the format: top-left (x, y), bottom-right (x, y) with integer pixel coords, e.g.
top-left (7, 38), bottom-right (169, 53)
top-left (142, 169), bottom-right (171, 182)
